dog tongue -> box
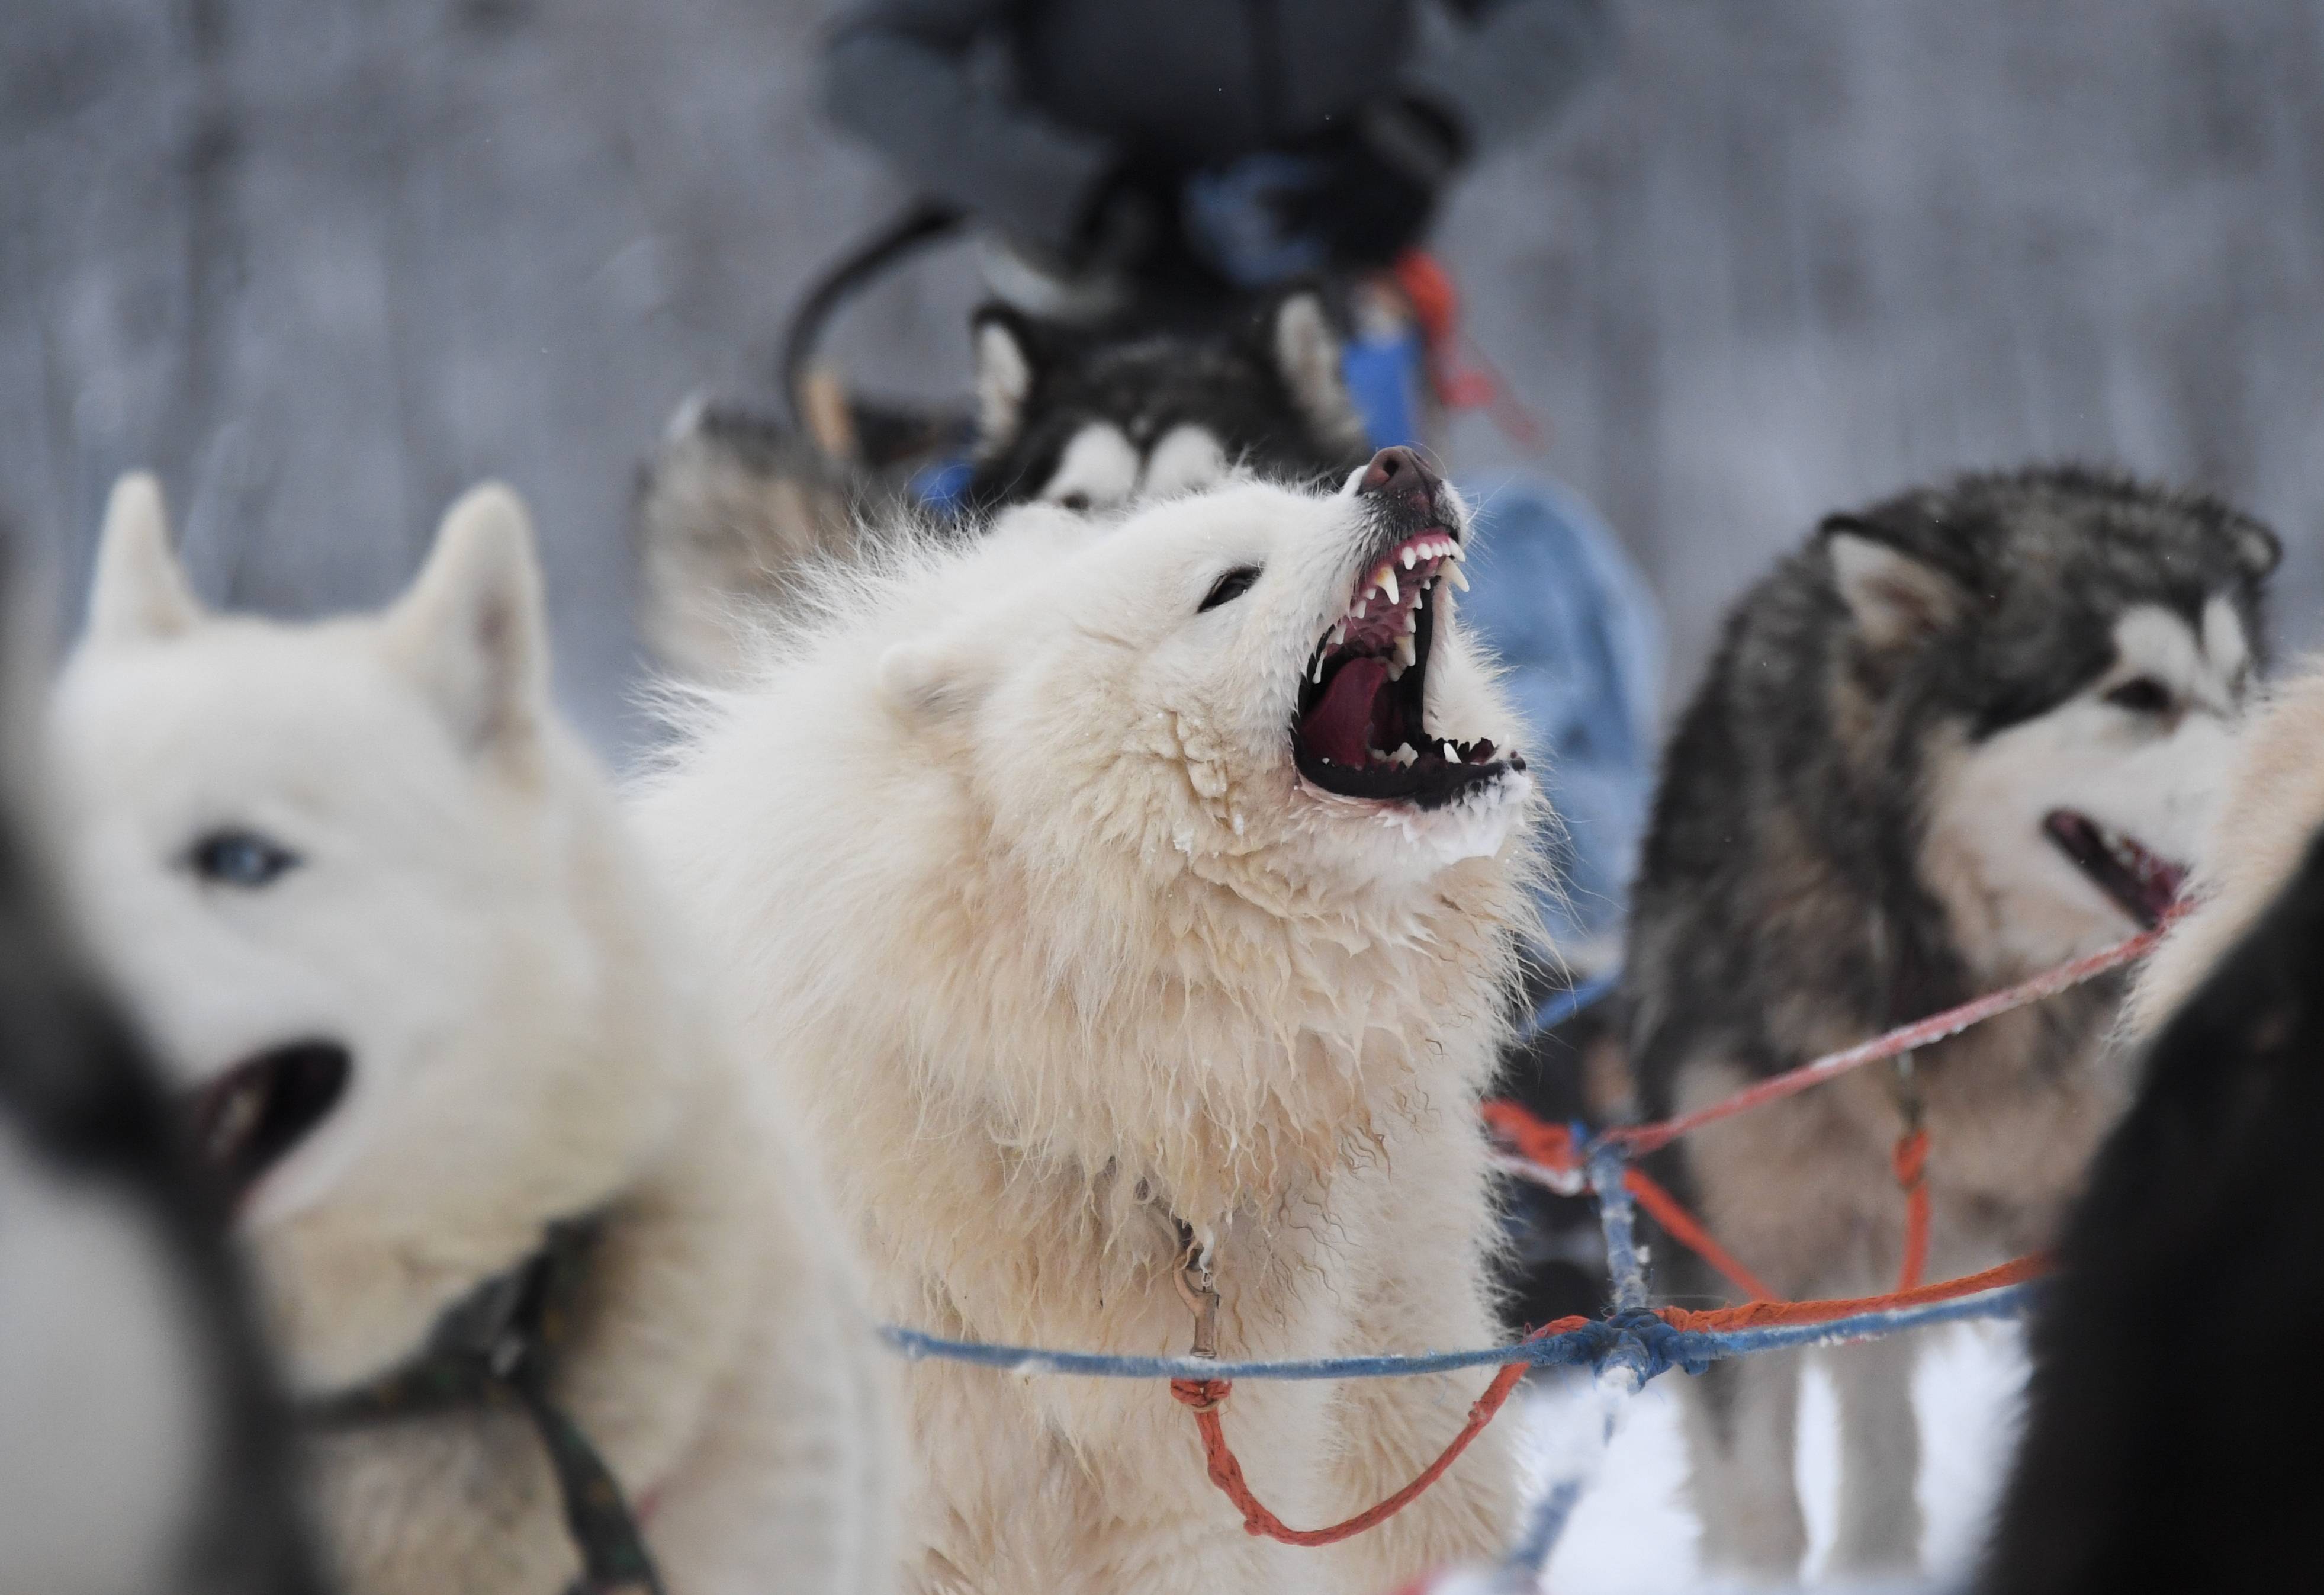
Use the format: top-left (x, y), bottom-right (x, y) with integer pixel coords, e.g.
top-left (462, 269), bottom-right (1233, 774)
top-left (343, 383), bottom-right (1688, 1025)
top-left (1301, 657), bottom-right (1390, 766)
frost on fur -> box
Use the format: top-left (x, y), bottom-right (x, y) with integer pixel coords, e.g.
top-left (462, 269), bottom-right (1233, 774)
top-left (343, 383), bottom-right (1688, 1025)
top-left (634, 460), bottom-right (1549, 1594)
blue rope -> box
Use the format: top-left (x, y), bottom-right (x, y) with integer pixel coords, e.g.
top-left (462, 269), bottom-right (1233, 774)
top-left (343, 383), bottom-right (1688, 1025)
top-left (1589, 1140), bottom-right (1650, 1314)
top-left (1499, 1474), bottom-right (1589, 1584)
top-left (877, 1282), bottom-right (2037, 1386)
top-left (1521, 966), bottom-right (1621, 1039)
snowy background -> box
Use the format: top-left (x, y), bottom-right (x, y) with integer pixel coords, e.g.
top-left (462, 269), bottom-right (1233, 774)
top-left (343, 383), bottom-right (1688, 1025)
top-left (1522, 1324), bottom-right (2027, 1591)
top-left (5, 1), bottom-right (2322, 756)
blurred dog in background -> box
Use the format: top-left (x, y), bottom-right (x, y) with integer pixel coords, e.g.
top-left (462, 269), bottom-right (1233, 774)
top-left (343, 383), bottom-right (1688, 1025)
top-left (50, 476), bottom-right (895, 1594)
top-left (956, 289), bottom-right (1370, 512)
top-left (631, 288), bottom-right (1370, 683)
top-left (1625, 467), bottom-right (2278, 1580)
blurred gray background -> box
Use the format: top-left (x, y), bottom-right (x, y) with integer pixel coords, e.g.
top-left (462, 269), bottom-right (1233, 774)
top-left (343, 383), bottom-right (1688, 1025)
top-left (6, 0), bottom-right (2321, 755)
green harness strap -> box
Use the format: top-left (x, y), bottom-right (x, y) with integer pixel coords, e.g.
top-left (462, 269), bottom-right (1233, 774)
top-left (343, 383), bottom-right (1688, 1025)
top-left (302, 1222), bottom-right (666, 1595)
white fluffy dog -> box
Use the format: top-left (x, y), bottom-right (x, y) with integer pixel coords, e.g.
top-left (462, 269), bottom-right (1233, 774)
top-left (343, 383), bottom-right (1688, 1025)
top-left (50, 476), bottom-right (894, 1595)
top-left (632, 448), bottom-right (1544, 1594)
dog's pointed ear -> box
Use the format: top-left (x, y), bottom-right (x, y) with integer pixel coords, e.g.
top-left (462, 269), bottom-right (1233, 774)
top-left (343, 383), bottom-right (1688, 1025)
top-left (1265, 288), bottom-right (1366, 449)
top-left (2228, 513), bottom-right (2281, 579)
top-left (1822, 519), bottom-right (1965, 650)
top-left (879, 629), bottom-right (999, 725)
top-left (971, 305), bottom-right (1042, 448)
top-left (86, 473), bottom-right (201, 646)
top-left (385, 482), bottom-right (549, 756)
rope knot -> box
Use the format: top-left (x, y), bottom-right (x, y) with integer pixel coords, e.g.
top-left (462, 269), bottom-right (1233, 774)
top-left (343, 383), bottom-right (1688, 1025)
top-left (1482, 1100), bottom-right (1583, 1178)
top-left (1170, 1376), bottom-right (1231, 1414)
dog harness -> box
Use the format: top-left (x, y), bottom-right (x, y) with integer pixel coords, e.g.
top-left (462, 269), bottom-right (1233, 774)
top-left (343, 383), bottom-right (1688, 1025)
top-left (301, 1221), bottom-right (666, 1595)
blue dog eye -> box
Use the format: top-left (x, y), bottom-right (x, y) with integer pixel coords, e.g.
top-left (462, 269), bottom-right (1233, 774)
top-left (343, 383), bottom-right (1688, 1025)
top-left (188, 830), bottom-right (300, 888)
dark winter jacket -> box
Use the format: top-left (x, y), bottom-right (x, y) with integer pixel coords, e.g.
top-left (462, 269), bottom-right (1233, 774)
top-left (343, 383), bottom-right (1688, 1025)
top-left (821, 0), bottom-right (1613, 255)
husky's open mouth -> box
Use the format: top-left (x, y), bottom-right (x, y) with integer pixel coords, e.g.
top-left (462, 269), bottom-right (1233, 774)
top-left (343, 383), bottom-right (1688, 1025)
top-left (1293, 524), bottom-right (1525, 810)
top-left (185, 1041), bottom-right (351, 1209)
top-left (2043, 811), bottom-right (2185, 929)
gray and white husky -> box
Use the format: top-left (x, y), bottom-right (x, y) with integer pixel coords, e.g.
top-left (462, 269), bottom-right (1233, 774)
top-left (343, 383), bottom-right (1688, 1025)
top-left (957, 288), bottom-right (1369, 513)
top-left (1625, 467), bottom-right (2278, 1581)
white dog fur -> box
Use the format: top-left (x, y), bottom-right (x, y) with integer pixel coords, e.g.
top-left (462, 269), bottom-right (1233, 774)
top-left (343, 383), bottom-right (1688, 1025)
top-left (631, 477), bottom-right (1544, 1595)
top-left (2126, 656), bottom-right (2324, 1034)
top-left (50, 474), bottom-right (895, 1594)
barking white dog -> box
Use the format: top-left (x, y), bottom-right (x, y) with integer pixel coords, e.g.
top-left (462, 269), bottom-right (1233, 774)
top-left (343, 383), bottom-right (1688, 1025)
top-left (633, 448), bottom-right (1544, 1595)
top-left (50, 476), bottom-right (894, 1595)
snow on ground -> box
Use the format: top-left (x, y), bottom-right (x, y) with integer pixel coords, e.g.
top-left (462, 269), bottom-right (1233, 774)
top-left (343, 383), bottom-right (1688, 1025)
top-left (1511, 1321), bottom-right (2029, 1592)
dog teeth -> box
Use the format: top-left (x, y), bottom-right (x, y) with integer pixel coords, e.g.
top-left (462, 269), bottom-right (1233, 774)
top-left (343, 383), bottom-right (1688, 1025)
top-left (1395, 634), bottom-right (1417, 669)
top-left (1328, 622), bottom-right (1347, 649)
top-left (1401, 608), bottom-right (1417, 636)
top-left (1442, 741), bottom-right (1461, 763)
top-left (1353, 598), bottom-right (1368, 620)
top-left (1386, 657), bottom-right (1406, 681)
top-left (1377, 567), bottom-right (1399, 605)
top-left (1312, 653), bottom-right (1326, 683)
top-left (1401, 547), bottom-right (1419, 570)
top-left (1391, 743), bottom-right (1417, 767)
top-left (1445, 563), bottom-right (1469, 593)
top-left (205, 1079), bottom-right (264, 1164)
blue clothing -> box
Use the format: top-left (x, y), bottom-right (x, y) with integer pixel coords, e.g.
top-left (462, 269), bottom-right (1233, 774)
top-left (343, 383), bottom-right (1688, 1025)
top-left (1338, 325), bottom-right (1426, 464)
top-left (1458, 472), bottom-right (1663, 950)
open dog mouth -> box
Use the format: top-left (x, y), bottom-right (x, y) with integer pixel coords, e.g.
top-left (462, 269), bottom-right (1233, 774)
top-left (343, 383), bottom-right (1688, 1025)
top-left (2043, 811), bottom-right (2185, 929)
top-left (185, 1041), bottom-right (351, 1209)
top-left (1292, 526), bottom-right (1525, 809)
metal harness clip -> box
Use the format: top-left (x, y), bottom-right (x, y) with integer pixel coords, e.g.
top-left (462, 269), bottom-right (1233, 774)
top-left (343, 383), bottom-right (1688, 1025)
top-left (1173, 1238), bottom-right (1221, 1362)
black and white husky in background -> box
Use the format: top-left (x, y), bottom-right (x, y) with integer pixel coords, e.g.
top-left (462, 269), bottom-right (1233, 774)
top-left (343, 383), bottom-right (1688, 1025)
top-left (1625, 467), bottom-right (2278, 1581)
top-left (631, 290), bottom-right (1370, 681)
top-left (959, 288), bottom-right (1370, 512)
top-left (1981, 660), bottom-right (2324, 1592)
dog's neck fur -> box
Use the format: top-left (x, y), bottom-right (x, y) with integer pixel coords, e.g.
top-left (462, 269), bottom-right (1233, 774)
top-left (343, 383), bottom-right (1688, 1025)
top-left (300, 1032), bottom-right (763, 1590)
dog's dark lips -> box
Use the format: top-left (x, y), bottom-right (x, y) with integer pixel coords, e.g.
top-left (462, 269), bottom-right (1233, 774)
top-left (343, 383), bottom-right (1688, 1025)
top-left (1292, 525), bottom-right (1524, 810)
top-left (185, 1041), bottom-right (351, 1209)
top-left (2043, 810), bottom-right (2185, 929)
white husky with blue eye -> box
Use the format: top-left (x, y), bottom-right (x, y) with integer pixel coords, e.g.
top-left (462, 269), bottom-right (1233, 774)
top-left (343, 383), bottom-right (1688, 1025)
top-left (49, 476), bottom-right (895, 1595)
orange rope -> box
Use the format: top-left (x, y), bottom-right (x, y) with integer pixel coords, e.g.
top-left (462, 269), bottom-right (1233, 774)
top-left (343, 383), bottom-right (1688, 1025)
top-left (1619, 1167), bottom-right (1775, 1302)
top-left (1488, 1100), bottom-right (1998, 1315)
top-left (1168, 1317), bottom-right (1588, 1546)
top-left (1658, 1253), bottom-right (2048, 1334)
top-left (1893, 1128), bottom-right (1931, 1292)
top-left (1481, 1099), bottom-right (1582, 1177)
top-left (1168, 1249), bottom-right (2049, 1545)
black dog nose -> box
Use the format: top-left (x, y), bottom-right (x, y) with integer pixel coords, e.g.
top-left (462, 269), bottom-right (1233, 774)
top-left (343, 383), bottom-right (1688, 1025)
top-left (1357, 445), bottom-right (1441, 505)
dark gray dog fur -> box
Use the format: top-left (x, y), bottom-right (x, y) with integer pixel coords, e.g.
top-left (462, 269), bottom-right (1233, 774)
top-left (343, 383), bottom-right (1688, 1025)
top-left (1625, 466), bottom-right (2278, 1580)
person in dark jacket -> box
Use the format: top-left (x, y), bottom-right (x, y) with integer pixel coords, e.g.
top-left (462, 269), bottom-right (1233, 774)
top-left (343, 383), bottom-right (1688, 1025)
top-left (821, 0), bottom-right (1612, 301)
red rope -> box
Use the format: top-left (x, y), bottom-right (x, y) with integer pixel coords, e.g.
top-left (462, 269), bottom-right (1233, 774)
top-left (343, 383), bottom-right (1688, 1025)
top-left (1893, 1128), bottom-right (1931, 1292)
top-left (1620, 1166), bottom-right (1775, 1302)
top-left (1390, 251), bottom-right (1549, 451)
top-left (1175, 928), bottom-right (2153, 1549)
top-left (1168, 1318), bottom-right (1586, 1546)
top-left (1605, 923), bottom-right (2168, 1158)
top-left (1169, 1252), bottom-right (2049, 1545)
top-left (1659, 1253), bottom-right (2047, 1334)
top-left (1481, 1099), bottom-right (1582, 1176)
top-left (1486, 1102), bottom-right (1955, 1310)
